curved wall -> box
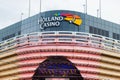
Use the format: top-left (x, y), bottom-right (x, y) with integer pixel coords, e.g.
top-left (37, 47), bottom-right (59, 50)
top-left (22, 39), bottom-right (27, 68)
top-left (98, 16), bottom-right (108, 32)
top-left (0, 31), bottom-right (120, 80)
top-left (21, 10), bottom-right (85, 34)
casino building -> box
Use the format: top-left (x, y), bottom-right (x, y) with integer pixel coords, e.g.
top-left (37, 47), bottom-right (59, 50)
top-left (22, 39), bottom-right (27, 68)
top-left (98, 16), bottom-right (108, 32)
top-left (0, 10), bottom-right (120, 80)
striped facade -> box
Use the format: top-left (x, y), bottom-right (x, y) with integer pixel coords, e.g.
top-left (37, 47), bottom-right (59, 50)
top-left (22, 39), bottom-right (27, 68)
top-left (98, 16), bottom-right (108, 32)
top-left (0, 31), bottom-right (120, 80)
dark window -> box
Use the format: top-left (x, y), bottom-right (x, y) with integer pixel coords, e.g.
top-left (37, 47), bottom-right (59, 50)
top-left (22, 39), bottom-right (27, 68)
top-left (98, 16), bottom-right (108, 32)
top-left (106, 31), bottom-right (109, 37)
top-left (98, 28), bottom-right (101, 35)
top-left (113, 33), bottom-right (116, 39)
top-left (94, 27), bottom-right (97, 34)
top-left (89, 26), bottom-right (94, 33)
top-left (2, 33), bottom-right (15, 41)
top-left (89, 26), bottom-right (109, 37)
top-left (113, 33), bottom-right (120, 40)
top-left (101, 30), bottom-right (104, 36)
top-left (18, 31), bottom-right (21, 35)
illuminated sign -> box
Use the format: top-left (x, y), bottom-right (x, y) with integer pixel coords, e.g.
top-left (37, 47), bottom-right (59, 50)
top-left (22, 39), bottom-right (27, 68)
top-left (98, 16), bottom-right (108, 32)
top-left (55, 13), bottom-right (82, 26)
top-left (38, 16), bottom-right (64, 29)
top-left (38, 13), bottom-right (82, 30)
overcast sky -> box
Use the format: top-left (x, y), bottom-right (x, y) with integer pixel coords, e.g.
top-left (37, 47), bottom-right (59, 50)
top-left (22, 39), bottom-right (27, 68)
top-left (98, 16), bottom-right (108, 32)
top-left (0, 0), bottom-right (120, 29)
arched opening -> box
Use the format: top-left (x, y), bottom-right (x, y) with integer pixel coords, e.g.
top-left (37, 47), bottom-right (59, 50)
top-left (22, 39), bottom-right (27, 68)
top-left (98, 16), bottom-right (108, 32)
top-left (32, 56), bottom-right (83, 80)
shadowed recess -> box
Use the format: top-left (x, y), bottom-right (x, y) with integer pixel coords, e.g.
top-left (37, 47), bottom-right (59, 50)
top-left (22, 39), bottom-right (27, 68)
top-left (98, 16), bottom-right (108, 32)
top-left (32, 56), bottom-right (83, 80)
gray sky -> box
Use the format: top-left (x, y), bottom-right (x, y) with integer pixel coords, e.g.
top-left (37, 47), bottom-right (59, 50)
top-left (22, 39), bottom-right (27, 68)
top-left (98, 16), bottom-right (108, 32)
top-left (0, 0), bottom-right (120, 29)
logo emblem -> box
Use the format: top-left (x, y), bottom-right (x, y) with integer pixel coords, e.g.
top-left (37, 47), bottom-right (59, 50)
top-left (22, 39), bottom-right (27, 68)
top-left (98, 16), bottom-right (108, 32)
top-left (54, 13), bottom-right (82, 26)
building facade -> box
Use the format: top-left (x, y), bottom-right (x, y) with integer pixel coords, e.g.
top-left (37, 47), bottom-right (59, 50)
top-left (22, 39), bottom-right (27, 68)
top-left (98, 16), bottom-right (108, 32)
top-left (0, 10), bottom-right (120, 80)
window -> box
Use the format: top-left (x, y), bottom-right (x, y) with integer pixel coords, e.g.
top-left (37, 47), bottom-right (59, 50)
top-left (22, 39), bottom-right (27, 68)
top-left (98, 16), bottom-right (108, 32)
top-left (18, 31), bottom-right (21, 35)
top-left (89, 26), bottom-right (109, 37)
top-left (2, 33), bottom-right (15, 41)
top-left (113, 33), bottom-right (120, 40)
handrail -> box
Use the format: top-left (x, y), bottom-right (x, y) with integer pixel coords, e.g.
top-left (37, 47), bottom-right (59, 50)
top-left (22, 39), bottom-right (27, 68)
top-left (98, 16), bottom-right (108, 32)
top-left (0, 31), bottom-right (120, 53)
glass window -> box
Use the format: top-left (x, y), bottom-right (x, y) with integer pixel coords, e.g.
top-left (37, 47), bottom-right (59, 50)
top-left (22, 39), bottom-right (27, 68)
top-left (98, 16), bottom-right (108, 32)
top-left (89, 26), bottom-right (109, 37)
top-left (113, 33), bottom-right (120, 40)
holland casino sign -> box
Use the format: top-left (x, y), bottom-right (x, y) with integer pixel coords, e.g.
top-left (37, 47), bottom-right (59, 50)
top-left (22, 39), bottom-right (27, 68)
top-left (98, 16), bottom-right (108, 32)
top-left (38, 16), bottom-right (63, 30)
top-left (38, 13), bottom-right (82, 30)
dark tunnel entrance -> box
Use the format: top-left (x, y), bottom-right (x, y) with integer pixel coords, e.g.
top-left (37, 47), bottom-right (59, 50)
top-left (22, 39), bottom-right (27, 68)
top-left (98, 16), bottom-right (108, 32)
top-left (32, 56), bottom-right (83, 80)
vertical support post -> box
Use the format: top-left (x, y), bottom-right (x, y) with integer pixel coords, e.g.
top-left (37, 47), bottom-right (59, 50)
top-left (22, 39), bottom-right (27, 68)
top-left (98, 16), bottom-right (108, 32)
top-left (29, 0), bottom-right (31, 17)
top-left (86, 0), bottom-right (87, 14)
top-left (99, 0), bottom-right (101, 18)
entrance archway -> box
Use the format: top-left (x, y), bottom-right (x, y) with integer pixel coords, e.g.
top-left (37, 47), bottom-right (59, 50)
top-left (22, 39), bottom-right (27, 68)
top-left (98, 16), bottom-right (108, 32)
top-left (32, 56), bottom-right (83, 80)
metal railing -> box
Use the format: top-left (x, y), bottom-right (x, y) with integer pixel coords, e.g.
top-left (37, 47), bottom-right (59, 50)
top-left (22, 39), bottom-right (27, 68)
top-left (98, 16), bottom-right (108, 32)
top-left (0, 31), bottom-right (120, 53)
